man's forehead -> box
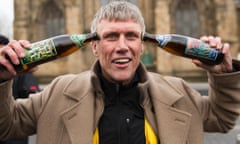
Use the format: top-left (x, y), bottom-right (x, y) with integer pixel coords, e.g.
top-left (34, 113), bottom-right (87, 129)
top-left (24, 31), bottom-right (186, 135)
top-left (97, 19), bottom-right (142, 33)
top-left (98, 19), bottom-right (140, 25)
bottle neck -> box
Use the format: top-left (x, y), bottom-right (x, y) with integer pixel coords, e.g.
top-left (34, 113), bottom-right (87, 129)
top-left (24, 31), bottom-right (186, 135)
top-left (85, 32), bottom-right (100, 42)
top-left (70, 32), bottom-right (99, 48)
top-left (142, 32), bottom-right (159, 46)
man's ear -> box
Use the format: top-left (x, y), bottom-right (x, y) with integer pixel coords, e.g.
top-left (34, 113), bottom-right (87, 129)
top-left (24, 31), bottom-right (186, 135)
top-left (91, 41), bottom-right (99, 57)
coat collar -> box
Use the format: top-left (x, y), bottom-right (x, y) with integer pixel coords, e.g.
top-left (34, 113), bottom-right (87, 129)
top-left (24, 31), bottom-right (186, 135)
top-left (59, 61), bottom-right (104, 144)
top-left (145, 74), bottom-right (191, 144)
top-left (60, 61), bottom-right (192, 144)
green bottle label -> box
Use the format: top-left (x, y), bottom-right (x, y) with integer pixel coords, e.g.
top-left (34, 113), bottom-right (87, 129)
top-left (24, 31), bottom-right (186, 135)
top-left (70, 34), bottom-right (87, 47)
top-left (185, 38), bottom-right (218, 61)
top-left (20, 39), bottom-right (57, 65)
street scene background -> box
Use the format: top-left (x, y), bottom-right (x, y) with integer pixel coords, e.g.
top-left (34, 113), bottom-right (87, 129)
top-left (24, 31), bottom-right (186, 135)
top-left (1, 0), bottom-right (240, 144)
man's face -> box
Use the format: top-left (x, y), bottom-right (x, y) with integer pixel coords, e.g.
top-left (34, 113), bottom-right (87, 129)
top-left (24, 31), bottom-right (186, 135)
top-left (92, 19), bottom-right (144, 85)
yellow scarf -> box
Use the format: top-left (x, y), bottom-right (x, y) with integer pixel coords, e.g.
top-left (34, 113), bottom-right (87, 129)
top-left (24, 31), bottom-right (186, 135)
top-left (93, 119), bottom-right (158, 144)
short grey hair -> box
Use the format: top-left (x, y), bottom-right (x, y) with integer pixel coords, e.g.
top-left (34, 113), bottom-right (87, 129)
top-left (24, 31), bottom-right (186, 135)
top-left (90, 1), bottom-right (145, 33)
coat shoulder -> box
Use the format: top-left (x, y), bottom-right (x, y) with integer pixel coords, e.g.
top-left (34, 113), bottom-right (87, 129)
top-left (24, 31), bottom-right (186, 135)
top-left (147, 72), bottom-right (185, 87)
top-left (44, 71), bottom-right (92, 95)
top-left (51, 71), bottom-right (92, 85)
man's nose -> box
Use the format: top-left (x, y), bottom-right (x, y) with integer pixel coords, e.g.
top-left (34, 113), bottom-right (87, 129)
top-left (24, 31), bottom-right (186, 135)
top-left (117, 35), bottom-right (128, 51)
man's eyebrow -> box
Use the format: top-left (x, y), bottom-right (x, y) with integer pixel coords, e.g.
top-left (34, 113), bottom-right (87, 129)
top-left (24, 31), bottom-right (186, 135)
top-left (102, 32), bottom-right (119, 37)
top-left (99, 30), bottom-right (142, 38)
top-left (125, 31), bottom-right (141, 35)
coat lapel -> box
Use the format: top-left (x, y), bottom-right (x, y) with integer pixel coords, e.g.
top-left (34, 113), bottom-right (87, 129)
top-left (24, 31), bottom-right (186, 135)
top-left (60, 72), bottom-right (97, 144)
top-left (60, 93), bottom-right (97, 144)
top-left (154, 103), bottom-right (192, 144)
top-left (148, 75), bottom-right (192, 144)
top-left (61, 103), bottom-right (83, 144)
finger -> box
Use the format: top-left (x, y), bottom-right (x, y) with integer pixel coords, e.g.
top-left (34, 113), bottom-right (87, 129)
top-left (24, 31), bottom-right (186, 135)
top-left (192, 59), bottom-right (224, 74)
top-left (192, 59), bottom-right (208, 69)
top-left (221, 43), bottom-right (230, 54)
top-left (200, 36), bottom-right (209, 43)
top-left (222, 43), bottom-right (232, 70)
top-left (8, 40), bottom-right (26, 58)
top-left (208, 36), bottom-right (218, 48)
top-left (200, 36), bottom-right (221, 50)
top-left (1, 45), bottom-right (20, 65)
top-left (214, 37), bottom-right (222, 50)
top-left (18, 40), bottom-right (31, 49)
top-left (0, 55), bottom-right (16, 75)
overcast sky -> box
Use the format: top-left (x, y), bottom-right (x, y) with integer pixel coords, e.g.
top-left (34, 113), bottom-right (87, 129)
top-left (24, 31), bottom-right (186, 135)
top-left (0, 0), bottom-right (14, 38)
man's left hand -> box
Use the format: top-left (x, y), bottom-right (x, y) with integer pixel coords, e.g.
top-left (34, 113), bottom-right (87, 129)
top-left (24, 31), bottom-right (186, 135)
top-left (192, 36), bottom-right (233, 74)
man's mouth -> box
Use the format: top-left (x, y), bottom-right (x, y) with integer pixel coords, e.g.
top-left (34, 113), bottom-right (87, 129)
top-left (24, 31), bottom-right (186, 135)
top-left (112, 58), bottom-right (132, 64)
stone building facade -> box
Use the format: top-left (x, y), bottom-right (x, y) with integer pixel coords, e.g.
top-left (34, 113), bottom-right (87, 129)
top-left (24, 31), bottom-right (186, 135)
top-left (14, 0), bottom-right (240, 83)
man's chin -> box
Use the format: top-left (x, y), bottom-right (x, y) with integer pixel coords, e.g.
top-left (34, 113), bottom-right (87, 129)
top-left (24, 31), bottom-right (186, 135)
top-left (112, 75), bottom-right (133, 85)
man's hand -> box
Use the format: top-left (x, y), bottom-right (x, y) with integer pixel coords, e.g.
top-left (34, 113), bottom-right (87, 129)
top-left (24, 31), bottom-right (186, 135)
top-left (192, 36), bottom-right (232, 74)
top-left (0, 40), bottom-right (35, 81)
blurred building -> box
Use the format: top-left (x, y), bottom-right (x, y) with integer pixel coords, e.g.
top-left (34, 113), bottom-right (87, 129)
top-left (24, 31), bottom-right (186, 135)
top-left (14, 0), bottom-right (240, 83)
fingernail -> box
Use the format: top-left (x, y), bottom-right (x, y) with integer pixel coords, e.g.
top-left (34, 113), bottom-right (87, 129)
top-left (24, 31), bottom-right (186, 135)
top-left (217, 44), bottom-right (222, 49)
top-left (20, 53), bottom-right (25, 57)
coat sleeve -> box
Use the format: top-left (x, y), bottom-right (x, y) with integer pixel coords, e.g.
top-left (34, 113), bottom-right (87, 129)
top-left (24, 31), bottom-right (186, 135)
top-left (0, 75), bottom-right (68, 140)
top-left (202, 72), bottom-right (240, 132)
top-left (0, 79), bottom-right (45, 140)
top-left (183, 71), bottom-right (240, 133)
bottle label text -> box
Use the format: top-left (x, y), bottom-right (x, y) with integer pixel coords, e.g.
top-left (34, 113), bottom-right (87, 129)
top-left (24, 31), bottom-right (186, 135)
top-left (185, 39), bottom-right (218, 61)
top-left (20, 39), bottom-right (57, 65)
top-left (70, 34), bottom-right (87, 47)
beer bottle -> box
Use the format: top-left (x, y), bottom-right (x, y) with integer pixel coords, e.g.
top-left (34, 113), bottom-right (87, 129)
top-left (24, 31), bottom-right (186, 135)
top-left (143, 32), bottom-right (224, 65)
top-left (0, 32), bottom-right (98, 73)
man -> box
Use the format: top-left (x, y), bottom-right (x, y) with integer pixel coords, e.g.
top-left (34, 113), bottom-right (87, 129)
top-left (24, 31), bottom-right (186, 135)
top-left (0, 1), bottom-right (240, 144)
top-left (0, 35), bottom-right (40, 144)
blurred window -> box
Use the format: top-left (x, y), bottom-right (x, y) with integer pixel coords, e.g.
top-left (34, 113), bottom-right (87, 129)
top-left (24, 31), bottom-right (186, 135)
top-left (39, 1), bottom-right (65, 38)
top-left (175, 0), bottom-right (199, 38)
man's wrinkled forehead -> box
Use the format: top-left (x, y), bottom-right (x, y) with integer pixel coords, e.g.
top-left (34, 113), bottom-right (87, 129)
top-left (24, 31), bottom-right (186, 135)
top-left (96, 19), bottom-right (142, 33)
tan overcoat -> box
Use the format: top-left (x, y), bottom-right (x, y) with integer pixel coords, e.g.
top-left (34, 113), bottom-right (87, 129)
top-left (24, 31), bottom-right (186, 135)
top-left (0, 62), bottom-right (240, 144)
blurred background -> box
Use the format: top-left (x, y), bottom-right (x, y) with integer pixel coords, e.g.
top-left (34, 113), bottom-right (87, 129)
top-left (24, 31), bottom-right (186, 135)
top-left (1, 0), bottom-right (240, 143)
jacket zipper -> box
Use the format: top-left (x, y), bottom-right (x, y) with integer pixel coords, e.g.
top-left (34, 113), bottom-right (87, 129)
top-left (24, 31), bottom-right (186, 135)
top-left (116, 84), bottom-right (121, 144)
top-left (126, 117), bottom-right (131, 144)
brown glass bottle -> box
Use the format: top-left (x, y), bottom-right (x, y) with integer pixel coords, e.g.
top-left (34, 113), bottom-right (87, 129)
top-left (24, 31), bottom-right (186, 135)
top-left (143, 32), bottom-right (224, 65)
top-left (0, 32), bottom-right (98, 73)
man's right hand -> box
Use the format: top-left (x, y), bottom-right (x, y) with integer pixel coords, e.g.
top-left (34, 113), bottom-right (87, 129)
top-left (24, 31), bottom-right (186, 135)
top-left (0, 40), bottom-right (32, 81)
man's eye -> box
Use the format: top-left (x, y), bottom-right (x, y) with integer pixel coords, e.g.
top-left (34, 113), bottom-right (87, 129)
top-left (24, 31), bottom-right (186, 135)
top-left (125, 32), bottom-right (140, 40)
top-left (104, 33), bottom-right (119, 40)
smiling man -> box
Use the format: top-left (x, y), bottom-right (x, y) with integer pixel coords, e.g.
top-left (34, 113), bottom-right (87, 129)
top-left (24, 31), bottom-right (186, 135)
top-left (92, 19), bottom-right (143, 85)
top-left (0, 1), bottom-right (240, 144)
